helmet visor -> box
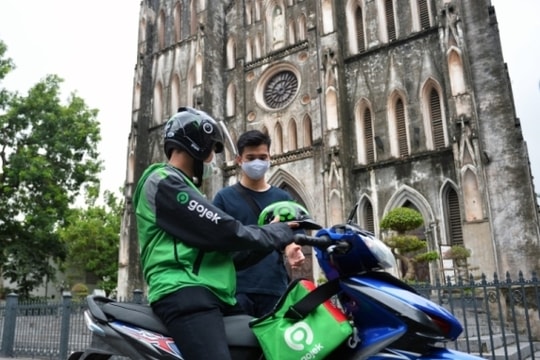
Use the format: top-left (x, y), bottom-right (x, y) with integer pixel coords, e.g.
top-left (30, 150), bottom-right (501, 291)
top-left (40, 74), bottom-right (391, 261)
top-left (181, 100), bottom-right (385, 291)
top-left (218, 120), bottom-right (238, 157)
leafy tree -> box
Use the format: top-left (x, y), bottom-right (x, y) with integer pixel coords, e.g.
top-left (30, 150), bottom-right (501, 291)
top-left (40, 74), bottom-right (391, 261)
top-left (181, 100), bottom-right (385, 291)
top-left (380, 207), bottom-right (439, 281)
top-left (0, 40), bottom-right (102, 299)
top-left (59, 189), bottom-right (122, 295)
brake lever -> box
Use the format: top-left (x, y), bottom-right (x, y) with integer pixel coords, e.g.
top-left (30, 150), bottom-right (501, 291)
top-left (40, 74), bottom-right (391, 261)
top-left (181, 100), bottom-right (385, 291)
top-left (327, 244), bottom-right (338, 255)
top-left (329, 241), bottom-right (351, 255)
top-left (335, 241), bottom-right (351, 255)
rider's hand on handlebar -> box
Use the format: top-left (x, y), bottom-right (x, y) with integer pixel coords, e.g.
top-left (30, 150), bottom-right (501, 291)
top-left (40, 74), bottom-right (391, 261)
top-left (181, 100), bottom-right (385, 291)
top-left (285, 243), bottom-right (305, 269)
top-left (270, 215), bottom-right (300, 229)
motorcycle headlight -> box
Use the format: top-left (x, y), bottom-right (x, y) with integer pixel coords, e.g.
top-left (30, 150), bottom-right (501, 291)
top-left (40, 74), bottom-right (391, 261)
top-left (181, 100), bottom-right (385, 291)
top-left (362, 233), bottom-right (397, 270)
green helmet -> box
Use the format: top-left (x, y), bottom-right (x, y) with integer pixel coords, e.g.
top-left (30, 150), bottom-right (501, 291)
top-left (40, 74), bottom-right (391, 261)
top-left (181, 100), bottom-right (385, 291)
top-left (258, 201), bottom-right (322, 230)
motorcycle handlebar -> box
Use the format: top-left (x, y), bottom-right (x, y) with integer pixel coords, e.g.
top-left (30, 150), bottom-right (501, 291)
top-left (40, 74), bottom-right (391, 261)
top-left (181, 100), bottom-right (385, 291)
top-left (293, 234), bottom-right (352, 254)
top-left (293, 234), bottom-right (333, 248)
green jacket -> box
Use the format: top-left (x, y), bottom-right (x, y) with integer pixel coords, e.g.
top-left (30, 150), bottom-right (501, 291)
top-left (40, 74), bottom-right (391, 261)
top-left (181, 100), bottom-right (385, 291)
top-left (133, 163), bottom-right (294, 304)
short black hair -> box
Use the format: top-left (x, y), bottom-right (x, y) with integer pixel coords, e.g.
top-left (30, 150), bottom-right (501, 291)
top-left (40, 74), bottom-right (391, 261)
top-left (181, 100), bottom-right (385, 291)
top-left (237, 130), bottom-right (271, 155)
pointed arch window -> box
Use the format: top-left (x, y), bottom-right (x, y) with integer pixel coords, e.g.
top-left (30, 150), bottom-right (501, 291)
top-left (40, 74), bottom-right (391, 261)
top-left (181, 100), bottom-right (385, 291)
top-left (139, 19), bottom-right (147, 45)
top-left (157, 11), bottom-right (166, 50)
top-left (297, 15), bottom-right (307, 41)
top-left (226, 83), bottom-right (236, 117)
top-left (463, 169), bottom-right (484, 221)
top-left (429, 89), bottom-right (445, 149)
top-left (287, 118), bottom-right (298, 151)
top-left (246, 38), bottom-right (253, 62)
top-left (153, 82), bottom-right (164, 126)
top-left (385, 0), bottom-right (396, 42)
top-left (274, 123), bottom-right (283, 154)
top-left (226, 37), bottom-right (236, 69)
top-left (171, 74), bottom-right (181, 115)
top-left (322, 0), bottom-right (334, 34)
top-left (303, 114), bottom-right (313, 147)
top-left (255, 0), bottom-right (262, 22)
top-left (329, 192), bottom-right (343, 226)
top-left (361, 200), bottom-right (375, 233)
top-left (190, 0), bottom-right (198, 35)
top-left (288, 21), bottom-right (296, 45)
top-left (246, 0), bottom-right (252, 25)
top-left (445, 187), bottom-right (463, 245)
top-left (448, 50), bottom-right (466, 95)
top-left (355, 6), bottom-right (366, 53)
top-left (418, 0), bottom-right (430, 29)
top-left (326, 89), bottom-right (338, 130)
top-left (255, 33), bottom-right (263, 58)
top-left (186, 70), bottom-right (195, 107)
top-left (395, 98), bottom-right (408, 157)
top-left (364, 108), bottom-right (375, 163)
top-left (134, 83), bottom-right (141, 110)
top-left (174, 3), bottom-right (182, 42)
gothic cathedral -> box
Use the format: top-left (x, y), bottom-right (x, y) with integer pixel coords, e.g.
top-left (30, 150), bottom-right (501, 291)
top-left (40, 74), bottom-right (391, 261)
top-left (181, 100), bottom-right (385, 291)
top-left (117, 0), bottom-right (540, 299)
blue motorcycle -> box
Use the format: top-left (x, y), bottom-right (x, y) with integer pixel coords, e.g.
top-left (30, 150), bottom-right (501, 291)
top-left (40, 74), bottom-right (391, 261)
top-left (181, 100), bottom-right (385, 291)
top-left (296, 222), bottom-right (483, 359)
top-left (70, 221), bottom-right (484, 359)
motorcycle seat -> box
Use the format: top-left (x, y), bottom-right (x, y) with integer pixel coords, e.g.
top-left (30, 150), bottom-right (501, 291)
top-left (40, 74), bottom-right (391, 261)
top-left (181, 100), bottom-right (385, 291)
top-left (101, 302), bottom-right (259, 347)
top-left (222, 314), bottom-right (260, 347)
top-left (102, 302), bottom-right (169, 334)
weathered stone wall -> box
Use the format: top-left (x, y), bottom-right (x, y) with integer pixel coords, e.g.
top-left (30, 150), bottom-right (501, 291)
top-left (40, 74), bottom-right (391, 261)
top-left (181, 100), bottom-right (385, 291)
top-left (119, 0), bottom-right (540, 298)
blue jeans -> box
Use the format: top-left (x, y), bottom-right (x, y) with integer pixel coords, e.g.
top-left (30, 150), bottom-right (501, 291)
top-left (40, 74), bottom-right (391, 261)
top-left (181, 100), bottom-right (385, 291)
top-left (152, 286), bottom-right (244, 360)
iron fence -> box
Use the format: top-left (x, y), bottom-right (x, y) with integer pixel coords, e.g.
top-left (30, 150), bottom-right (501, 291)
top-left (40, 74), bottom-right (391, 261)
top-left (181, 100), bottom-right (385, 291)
top-left (1, 272), bottom-right (539, 360)
top-left (413, 271), bottom-right (540, 359)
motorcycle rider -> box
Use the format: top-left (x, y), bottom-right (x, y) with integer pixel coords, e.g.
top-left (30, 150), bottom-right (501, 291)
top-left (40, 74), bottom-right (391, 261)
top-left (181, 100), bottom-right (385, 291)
top-left (132, 107), bottom-right (299, 360)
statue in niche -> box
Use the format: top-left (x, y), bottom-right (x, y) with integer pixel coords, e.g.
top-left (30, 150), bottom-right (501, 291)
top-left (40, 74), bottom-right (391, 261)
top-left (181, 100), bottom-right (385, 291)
top-left (457, 115), bottom-right (477, 167)
top-left (322, 48), bottom-right (337, 88)
top-left (442, 3), bottom-right (461, 47)
top-left (196, 22), bottom-right (205, 53)
top-left (272, 6), bottom-right (285, 47)
top-left (456, 115), bottom-right (484, 220)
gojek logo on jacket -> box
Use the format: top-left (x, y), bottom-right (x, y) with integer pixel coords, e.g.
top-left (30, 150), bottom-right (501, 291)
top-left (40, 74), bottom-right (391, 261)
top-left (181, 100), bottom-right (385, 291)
top-left (177, 191), bottom-right (221, 224)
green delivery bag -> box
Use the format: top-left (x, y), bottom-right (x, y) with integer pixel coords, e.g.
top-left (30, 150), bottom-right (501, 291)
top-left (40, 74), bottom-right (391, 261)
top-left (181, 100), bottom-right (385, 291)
top-left (249, 278), bottom-right (353, 360)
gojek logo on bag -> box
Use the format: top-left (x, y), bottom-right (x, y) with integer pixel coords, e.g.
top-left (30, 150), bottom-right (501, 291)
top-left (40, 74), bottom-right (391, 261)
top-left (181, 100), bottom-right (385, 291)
top-left (177, 191), bottom-right (221, 224)
top-left (283, 321), bottom-right (323, 359)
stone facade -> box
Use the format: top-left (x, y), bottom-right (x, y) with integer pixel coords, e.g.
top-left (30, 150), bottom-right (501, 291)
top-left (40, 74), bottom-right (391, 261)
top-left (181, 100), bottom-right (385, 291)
top-left (117, 0), bottom-right (540, 299)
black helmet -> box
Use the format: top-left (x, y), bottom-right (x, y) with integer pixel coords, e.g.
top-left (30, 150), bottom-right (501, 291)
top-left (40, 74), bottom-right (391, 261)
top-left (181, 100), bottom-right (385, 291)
top-left (164, 107), bottom-right (224, 160)
top-left (258, 201), bottom-right (322, 230)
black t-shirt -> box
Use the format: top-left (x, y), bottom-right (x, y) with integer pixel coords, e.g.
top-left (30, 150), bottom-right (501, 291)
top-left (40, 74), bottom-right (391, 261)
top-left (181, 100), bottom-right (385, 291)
top-left (213, 183), bottom-right (293, 295)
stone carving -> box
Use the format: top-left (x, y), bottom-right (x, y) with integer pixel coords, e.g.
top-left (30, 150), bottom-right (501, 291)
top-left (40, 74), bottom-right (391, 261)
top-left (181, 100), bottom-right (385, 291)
top-left (442, 3), bottom-right (462, 47)
top-left (323, 48), bottom-right (337, 88)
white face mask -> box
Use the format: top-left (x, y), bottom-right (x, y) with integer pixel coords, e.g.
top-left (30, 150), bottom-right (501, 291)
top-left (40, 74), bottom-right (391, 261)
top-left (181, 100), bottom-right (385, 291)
top-left (241, 159), bottom-right (270, 180)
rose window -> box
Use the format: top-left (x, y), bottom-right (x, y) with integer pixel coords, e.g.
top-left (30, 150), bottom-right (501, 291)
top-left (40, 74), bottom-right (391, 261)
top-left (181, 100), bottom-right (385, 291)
top-left (263, 71), bottom-right (298, 109)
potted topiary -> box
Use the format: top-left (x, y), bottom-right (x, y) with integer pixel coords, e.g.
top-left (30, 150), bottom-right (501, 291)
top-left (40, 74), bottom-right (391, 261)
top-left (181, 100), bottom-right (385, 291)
top-left (380, 207), bottom-right (439, 281)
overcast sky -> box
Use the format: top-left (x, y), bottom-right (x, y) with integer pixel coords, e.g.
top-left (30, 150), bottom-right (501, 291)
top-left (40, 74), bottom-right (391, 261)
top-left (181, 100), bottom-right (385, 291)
top-left (0, 1), bottom-right (538, 196)
top-left (0, 1), bottom-right (140, 196)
